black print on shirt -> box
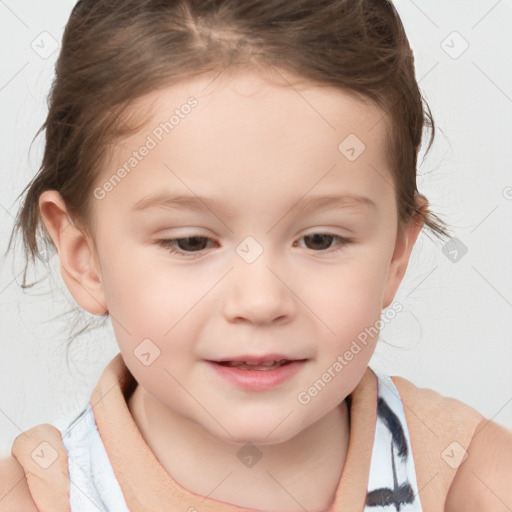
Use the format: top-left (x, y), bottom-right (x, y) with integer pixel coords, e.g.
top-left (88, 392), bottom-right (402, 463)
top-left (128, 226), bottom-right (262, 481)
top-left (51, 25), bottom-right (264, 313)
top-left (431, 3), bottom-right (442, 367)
top-left (365, 397), bottom-right (415, 511)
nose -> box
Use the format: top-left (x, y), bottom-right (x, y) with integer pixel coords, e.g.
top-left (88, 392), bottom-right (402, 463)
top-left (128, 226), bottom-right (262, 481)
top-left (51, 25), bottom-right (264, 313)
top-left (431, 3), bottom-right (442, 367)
top-left (222, 250), bottom-right (296, 326)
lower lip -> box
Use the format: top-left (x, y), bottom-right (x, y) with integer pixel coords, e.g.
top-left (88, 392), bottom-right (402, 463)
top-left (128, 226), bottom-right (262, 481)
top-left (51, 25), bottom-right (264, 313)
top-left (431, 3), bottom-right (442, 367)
top-left (206, 360), bottom-right (306, 391)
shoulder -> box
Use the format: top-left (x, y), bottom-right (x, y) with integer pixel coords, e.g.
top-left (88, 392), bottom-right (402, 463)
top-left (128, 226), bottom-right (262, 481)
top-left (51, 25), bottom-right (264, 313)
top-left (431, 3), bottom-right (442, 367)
top-left (445, 418), bottom-right (512, 511)
top-left (388, 373), bottom-right (512, 509)
top-left (0, 455), bottom-right (38, 511)
top-left (388, 373), bottom-right (490, 508)
top-left (390, 374), bottom-right (485, 436)
top-left (3, 422), bottom-right (71, 512)
top-left (390, 374), bottom-right (483, 419)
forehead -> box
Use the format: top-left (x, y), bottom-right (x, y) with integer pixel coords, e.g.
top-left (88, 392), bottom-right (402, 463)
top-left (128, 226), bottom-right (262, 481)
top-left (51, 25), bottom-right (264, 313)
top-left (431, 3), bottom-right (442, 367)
top-left (98, 69), bottom-right (394, 219)
top-left (115, 67), bottom-right (389, 155)
top-left (126, 67), bottom-right (388, 144)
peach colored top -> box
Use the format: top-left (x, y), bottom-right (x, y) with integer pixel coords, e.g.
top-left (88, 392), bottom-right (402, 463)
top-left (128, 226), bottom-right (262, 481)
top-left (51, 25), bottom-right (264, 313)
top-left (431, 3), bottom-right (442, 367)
top-left (10, 353), bottom-right (486, 511)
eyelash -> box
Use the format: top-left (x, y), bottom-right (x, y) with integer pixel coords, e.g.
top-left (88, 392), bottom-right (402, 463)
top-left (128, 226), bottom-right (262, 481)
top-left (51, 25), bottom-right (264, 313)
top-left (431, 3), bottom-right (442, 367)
top-left (156, 233), bottom-right (352, 258)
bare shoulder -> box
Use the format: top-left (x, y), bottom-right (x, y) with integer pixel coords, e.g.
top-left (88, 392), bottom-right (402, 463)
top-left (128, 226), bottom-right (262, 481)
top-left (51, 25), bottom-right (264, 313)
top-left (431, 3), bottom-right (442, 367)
top-left (0, 455), bottom-right (38, 512)
top-left (445, 418), bottom-right (512, 512)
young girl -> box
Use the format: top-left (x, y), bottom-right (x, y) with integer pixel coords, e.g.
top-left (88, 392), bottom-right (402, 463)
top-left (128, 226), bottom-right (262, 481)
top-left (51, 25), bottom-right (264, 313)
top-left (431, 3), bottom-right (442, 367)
top-left (2, 0), bottom-right (511, 510)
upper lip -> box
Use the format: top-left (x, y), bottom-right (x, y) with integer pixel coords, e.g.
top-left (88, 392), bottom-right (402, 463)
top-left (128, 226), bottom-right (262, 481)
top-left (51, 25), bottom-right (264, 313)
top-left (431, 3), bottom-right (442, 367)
top-left (209, 354), bottom-right (306, 364)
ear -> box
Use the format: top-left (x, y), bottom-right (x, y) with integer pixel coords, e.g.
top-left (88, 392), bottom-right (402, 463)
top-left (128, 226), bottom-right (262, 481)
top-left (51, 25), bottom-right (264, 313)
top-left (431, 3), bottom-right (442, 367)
top-left (38, 190), bottom-right (108, 315)
top-left (382, 195), bottom-right (427, 309)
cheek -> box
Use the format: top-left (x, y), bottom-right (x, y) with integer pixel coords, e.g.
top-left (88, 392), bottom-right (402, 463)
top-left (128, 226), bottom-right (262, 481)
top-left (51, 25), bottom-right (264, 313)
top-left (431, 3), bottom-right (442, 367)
top-left (98, 246), bottom-right (216, 358)
top-left (300, 249), bottom-right (392, 398)
top-left (297, 269), bottom-right (385, 418)
top-left (305, 254), bottom-right (389, 336)
top-left (99, 246), bottom-right (179, 322)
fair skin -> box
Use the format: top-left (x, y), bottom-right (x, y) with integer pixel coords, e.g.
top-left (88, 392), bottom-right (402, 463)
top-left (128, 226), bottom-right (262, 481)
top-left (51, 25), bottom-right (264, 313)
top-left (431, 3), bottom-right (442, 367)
top-left (38, 69), bottom-right (425, 511)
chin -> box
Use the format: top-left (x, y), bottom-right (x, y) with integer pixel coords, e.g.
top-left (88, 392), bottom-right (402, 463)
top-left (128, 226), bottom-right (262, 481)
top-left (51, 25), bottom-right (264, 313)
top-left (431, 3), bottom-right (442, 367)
top-left (228, 431), bottom-right (298, 446)
top-left (205, 417), bottom-right (304, 446)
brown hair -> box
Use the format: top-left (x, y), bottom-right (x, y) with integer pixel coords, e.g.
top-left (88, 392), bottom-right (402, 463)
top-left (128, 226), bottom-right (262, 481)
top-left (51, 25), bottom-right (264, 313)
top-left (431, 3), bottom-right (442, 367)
top-left (7, 0), bottom-right (450, 342)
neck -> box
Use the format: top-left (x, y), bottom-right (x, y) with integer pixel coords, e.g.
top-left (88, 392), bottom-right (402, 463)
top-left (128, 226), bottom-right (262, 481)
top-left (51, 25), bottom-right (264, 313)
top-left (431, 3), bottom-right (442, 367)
top-left (128, 386), bottom-right (350, 512)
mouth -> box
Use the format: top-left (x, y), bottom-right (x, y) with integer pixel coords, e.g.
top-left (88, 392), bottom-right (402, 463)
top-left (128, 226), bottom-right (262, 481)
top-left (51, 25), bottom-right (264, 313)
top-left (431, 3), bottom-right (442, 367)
top-left (209, 354), bottom-right (307, 371)
top-left (206, 356), bottom-right (307, 390)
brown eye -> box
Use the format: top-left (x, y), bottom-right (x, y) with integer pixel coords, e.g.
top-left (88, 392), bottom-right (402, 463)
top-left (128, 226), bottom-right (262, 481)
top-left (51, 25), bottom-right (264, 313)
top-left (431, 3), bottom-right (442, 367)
top-left (297, 233), bottom-right (351, 252)
top-left (157, 236), bottom-right (213, 255)
top-left (174, 236), bottom-right (210, 251)
top-left (303, 234), bottom-right (335, 250)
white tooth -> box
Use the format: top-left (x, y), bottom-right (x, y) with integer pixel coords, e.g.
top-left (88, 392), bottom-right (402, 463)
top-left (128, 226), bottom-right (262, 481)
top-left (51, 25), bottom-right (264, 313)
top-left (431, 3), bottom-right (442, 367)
top-left (232, 360), bottom-right (277, 367)
top-left (221, 359), bottom-right (293, 369)
top-left (220, 360), bottom-right (294, 370)
top-left (242, 364), bottom-right (278, 371)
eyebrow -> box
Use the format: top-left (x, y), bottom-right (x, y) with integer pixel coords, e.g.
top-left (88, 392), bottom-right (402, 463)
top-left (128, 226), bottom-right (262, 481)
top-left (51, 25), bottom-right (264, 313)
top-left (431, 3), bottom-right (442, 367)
top-left (131, 191), bottom-right (377, 215)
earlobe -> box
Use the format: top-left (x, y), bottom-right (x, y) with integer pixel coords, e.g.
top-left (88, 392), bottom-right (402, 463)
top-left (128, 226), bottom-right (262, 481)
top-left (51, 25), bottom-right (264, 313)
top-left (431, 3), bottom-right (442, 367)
top-left (381, 196), bottom-right (427, 310)
top-left (38, 190), bottom-right (108, 316)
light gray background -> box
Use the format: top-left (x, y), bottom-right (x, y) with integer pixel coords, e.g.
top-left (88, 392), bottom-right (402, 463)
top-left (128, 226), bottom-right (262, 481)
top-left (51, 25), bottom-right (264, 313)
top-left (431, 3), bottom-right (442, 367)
top-left (1, 0), bottom-right (511, 457)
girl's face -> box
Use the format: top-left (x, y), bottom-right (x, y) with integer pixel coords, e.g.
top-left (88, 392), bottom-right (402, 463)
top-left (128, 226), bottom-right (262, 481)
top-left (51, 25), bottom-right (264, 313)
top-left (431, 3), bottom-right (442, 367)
top-left (87, 69), bottom-right (421, 443)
